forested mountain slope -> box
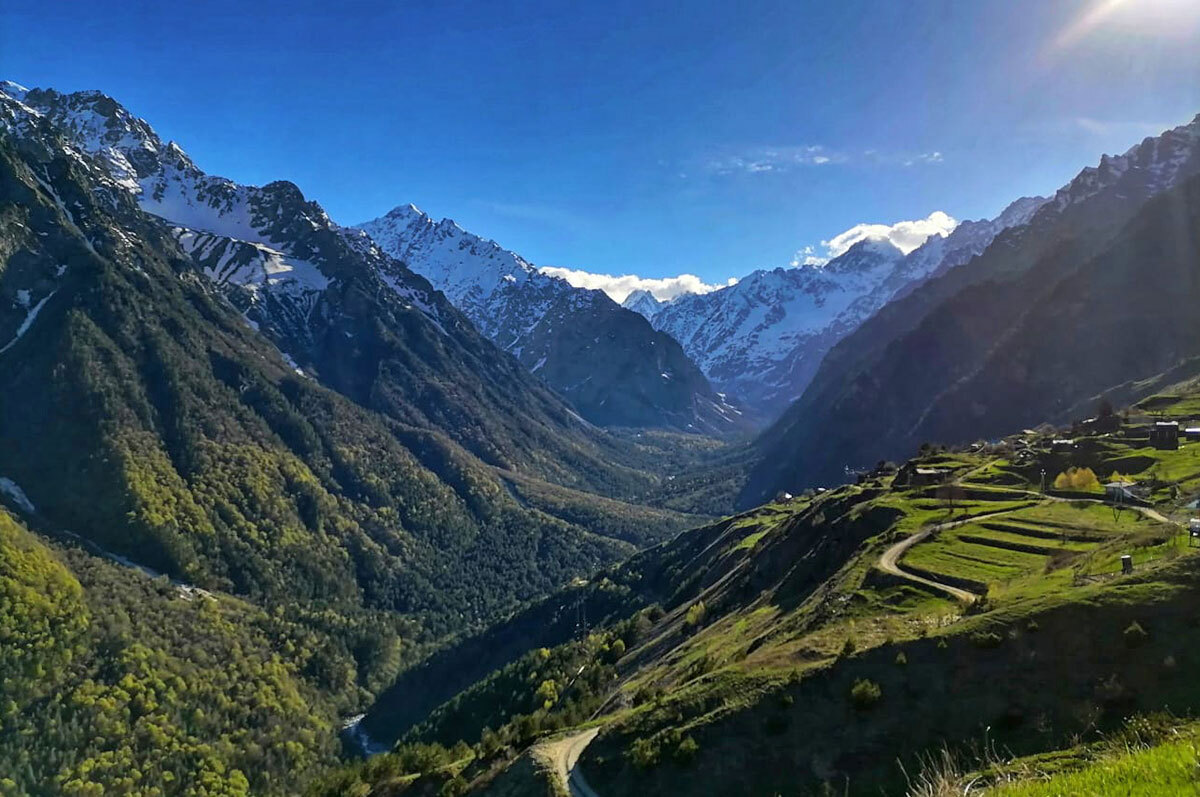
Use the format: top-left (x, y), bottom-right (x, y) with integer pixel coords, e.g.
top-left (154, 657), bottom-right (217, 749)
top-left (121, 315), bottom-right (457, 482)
top-left (0, 509), bottom-right (361, 795)
top-left (3, 82), bottom-right (704, 497)
top-left (0, 83), bottom-right (729, 794)
top-left (0, 99), bottom-right (654, 628)
top-left (744, 113), bottom-right (1200, 505)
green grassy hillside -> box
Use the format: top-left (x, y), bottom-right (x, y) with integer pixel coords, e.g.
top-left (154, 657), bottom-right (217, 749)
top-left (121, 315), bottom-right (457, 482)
top-left (340, 395), bottom-right (1200, 795)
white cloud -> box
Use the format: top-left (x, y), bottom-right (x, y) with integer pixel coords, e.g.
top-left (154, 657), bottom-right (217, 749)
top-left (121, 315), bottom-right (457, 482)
top-left (706, 144), bottom-right (948, 175)
top-left (903, 151), bottom-right (943, 167)
top-left (793, 211), bottom-right (958, 266)
top-left (793, 245), bottom-right (828, 267)
top-left (539, 267), bottom-right (736, 303)
top-left (705, 145), bottom-right (842, 175)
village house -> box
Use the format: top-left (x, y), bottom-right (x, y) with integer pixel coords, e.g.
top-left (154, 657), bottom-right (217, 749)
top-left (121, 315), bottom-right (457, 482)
top-left (1149, 421), bottom-right (1180, 450)
top-left (894, 462), bottom-right (951, 488)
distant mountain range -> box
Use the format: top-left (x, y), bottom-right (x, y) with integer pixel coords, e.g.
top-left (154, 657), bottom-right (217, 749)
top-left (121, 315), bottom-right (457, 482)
top-left (623, 198), bottom-right (1047, 419)
top-left (356, 205), bottom-right (745, 433)
top-left (745, 112), bottom-right (1200, 505)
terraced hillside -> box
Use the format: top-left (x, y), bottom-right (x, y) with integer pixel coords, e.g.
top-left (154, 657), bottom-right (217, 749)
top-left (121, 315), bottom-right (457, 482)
top-left (896, 500), bottom-right (1175, 602)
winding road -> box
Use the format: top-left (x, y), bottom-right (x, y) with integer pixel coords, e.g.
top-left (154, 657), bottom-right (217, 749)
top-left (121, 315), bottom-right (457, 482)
top-left (539, 728), bottom-right (600, 797)
top-left (877, 522), bottom-right (981, 603)
top-left (874, 508), bottom-right (1027, 603)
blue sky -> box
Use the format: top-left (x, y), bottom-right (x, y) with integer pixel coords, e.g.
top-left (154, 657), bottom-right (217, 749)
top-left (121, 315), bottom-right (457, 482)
top-left (4, 0), bottom-right (1200, 294)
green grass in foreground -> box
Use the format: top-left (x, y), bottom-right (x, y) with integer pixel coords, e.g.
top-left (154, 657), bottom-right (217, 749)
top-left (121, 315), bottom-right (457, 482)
top-left (990, 728), bottom-right (1200, 796)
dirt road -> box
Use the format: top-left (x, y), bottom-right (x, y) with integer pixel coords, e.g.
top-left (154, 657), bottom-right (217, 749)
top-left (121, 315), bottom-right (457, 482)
top-left (537, 727), bottom-right (601, 797)
top-left (876, 507), bottom-right (1028, 603)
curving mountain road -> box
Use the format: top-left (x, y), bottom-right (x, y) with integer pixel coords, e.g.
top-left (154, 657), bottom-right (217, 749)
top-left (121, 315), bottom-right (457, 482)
top-left (877, 525), bottom-right (979, 603)
top-left (876, 506), bottom-right (1031, 603)
top-left (540, 728), bottom-right (601, 797)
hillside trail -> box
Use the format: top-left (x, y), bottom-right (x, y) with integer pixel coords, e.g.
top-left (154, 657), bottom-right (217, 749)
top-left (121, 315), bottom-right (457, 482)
top-left (536, 727), bottom-right (601, 797)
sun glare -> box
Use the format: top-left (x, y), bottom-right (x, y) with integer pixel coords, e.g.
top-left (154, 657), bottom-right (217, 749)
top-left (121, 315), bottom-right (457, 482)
top-left (1054, 0), bottom-right (1200, 51)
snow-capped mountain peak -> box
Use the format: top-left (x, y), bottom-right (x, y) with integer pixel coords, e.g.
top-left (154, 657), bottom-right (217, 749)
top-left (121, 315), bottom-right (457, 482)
top-left (357, 203), bottom-right (550, 339)
top-left (2, 82), bottom-right (458, 355)
top-left (356, 205), bottom-right (743, 432)
top-left (621, 289), bottom-right (664, 319)
top-left (650, 199), bottom-right (1047, 418)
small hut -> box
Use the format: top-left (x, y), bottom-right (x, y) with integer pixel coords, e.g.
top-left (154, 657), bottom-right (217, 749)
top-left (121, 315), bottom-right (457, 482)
top-left (893, 463), bottom-right (950, 489)
top-left (1150, 421), bottom-right (1180, 450)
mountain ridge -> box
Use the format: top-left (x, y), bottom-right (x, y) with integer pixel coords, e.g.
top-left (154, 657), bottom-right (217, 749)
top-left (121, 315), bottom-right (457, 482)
top-left (356, 203), bottom-right (746, 434)
top-left (641, 196), bottom-right (1046, 419)
top-left (745, 111), bottom-right (1200, 504)
top-left (4, 83), bottom-right (716, 495)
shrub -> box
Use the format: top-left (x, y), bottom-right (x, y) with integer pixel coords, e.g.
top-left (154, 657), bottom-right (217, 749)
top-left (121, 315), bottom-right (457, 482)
top-left (439, 775), bottom-right (468, 797)
top-left (1124, 621), bottom-right (1149, 648)
top-left (633, 684), bottom-right (664, 706)
top-left (849, 678), bottom-right (882, 710)
top-left (1025, 619), bottom-right (1040, 633)
top-left (608, 638), bottom-right (626, 662)
top-left (685, 601), bottom-right (706, 628)
top-left (894, 651), bottom-right (908, 666)
top-left (534, 679), bottom-right (559, 709)
top-left (1053, 467), bottom-right (1100, 492)
top-left (629, 737), bottom-right (660, 769)
top-left (965, 591), bottom-right (991, 615)
top-left (674, 736), bottom-right (699, 763)
top-left (839, 638), bottom-right (857, 658)
top-left (478, 727), bottom-right (502, 758)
